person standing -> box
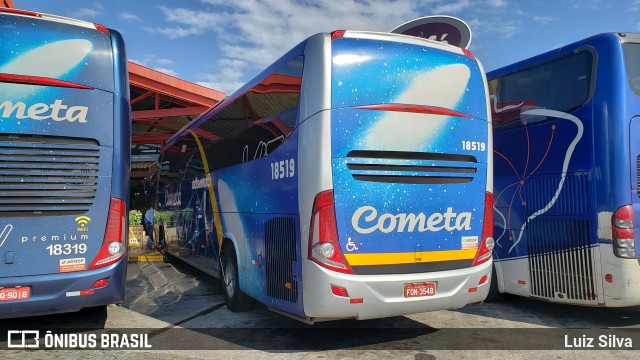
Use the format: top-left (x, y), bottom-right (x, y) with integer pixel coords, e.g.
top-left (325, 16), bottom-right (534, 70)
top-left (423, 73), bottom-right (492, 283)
top-left (144, 207), bottom-right (155, 250)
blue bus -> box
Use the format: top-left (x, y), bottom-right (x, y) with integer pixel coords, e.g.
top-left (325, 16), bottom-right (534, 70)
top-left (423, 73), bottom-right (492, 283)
top-left (0, 8), bottom-right (130, 318)
top-left (488, 32), bottom-right (640, 306)
top-left (155, 28), bottom-right (494, 323)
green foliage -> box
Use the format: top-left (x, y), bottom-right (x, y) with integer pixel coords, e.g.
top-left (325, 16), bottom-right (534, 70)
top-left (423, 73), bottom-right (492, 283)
top-left (155, 210), bottom-right (175, 226)
top-left (129, 210), bottom-right (143, 226)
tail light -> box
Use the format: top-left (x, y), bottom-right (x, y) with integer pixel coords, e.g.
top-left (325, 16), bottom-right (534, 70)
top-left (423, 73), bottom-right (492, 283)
top-left (0, 73), bottom-right (92, 89)
top-left (472, 192), bottom-right (494, 266)
top-left (0, 8), bottom-right (41, 17)
top-left (308, 190), bottom-right (354, 274)
top-left (612, 205), bottom-right (636, 258)
top-left (89, 198), bottom-right (127, 269)
top-left (331, 30), bottom-right (346, 40)
top-left (463, 48), bottom-right (476, 60)
top-left (354, 104), bottom-right (472, 118)
top-left (94, 23), bottom-right (110, 35)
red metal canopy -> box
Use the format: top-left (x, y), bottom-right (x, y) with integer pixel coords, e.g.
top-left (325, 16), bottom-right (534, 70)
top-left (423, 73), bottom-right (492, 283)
top-left (129, 62), bottom-right (224, 147)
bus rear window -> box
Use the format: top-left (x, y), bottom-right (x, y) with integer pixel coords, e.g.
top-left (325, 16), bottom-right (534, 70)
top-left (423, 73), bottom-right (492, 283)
top-left (623, 43), bottom-right (640, 96)
top-left (0, 13), bottom-right (114, 92)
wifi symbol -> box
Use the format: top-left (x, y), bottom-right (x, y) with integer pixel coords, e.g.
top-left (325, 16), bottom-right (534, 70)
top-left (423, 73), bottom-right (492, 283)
top-left (75, 216), bottom-right (91, 227)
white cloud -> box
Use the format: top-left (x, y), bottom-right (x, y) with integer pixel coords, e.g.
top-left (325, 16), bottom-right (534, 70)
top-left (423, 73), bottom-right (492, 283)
top-left (197, 77), bottom-right (245, 94)
top-left (632, 0), bottom-right (640, 10)
top-left (431, 0), bottom-right (472, 14)
top-left (567, 0), bottom-right (609, 9)
top-left (119, 11), bottom-right (142, 23)
top-left (143, 6), bottom-right (224, 39)
top-left (486, 0), bottom-right (508, 6)
top-left (467, 17), bottom-right (521, 38)
top-left (129, 55), bottom-right (178, 77)
top-left (71, 3), bottom-right (103, 20)
top-left (153, 67), bottom-right (179, 77)
top-left (152, 0), bottom-right (435, 93)
top-left (147, 0), bottom-right (531, 93)
top-left (532, 15), bottom-right (555, 25)
top-left (155, 58), bottom-right (175, 66)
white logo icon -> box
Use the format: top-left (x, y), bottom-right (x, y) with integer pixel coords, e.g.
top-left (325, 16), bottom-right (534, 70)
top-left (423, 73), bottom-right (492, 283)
top-left (0, 224), bottom-right (13, 247)
top-left (7, 330), bottom-right (40, 348)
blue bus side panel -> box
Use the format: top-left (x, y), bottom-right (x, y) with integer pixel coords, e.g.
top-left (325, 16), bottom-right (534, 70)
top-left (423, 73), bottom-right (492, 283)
top-left (492, 105), bottom-right (595, 260)
top-left (158, 129), bottom-right (304, 316)
top-left (216, 129), bottom-right (303, 316)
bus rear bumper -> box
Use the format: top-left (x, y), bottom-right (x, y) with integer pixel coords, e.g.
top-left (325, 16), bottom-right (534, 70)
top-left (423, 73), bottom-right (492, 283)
top-left (599, 244), bottom-right (640, 307)
top-left (0, 259), bottom-right (127, 319)
top-left (301, 259), bottom-right (492, 321)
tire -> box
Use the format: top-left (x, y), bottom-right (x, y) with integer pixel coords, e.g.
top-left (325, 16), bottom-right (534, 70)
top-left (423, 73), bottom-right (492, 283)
top-left (221, 246), bottom-right (254, 312)
top-left (485, 264), bottom-right (503, 302)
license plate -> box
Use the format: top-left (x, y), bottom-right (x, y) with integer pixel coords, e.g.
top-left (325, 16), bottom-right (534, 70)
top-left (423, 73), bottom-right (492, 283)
top-left (403, 283), bottom-right (436, 298)
top-left (0, 287), bottom-right (31, 302)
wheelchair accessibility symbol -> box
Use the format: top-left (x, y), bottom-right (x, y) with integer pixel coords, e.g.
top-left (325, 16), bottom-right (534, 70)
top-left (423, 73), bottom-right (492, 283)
top-left (346, 238), bottom-right (359, 252)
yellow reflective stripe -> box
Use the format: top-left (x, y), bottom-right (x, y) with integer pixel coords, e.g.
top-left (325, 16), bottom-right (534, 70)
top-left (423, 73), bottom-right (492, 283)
top-left (344, 249), bottom-right (477, 266)
top-left (188, 130), bottom-right (224, 251)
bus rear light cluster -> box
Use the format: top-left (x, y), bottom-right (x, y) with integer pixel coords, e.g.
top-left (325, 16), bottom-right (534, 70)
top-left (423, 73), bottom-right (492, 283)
top-left (472, 192), bottom-right (495, 266)
top-left (89, 198), bottom-right (127, 269)
top-left (612, 205), bottom-right (636, 259)
top-left (308, 190), bottom-right (354, 274)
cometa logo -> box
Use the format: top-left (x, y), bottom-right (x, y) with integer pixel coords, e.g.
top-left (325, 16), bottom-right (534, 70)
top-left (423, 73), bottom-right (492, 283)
top-left (0, 99), bottom-right (88, 123)
top-left (351, 205), bottom-right (472, 234)
top-left (75, 216), bottom-right (91, 232)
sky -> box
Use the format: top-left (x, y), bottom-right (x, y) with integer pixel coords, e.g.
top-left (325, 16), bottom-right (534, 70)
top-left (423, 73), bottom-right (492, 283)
top-left (11, 0), bottom-right (640, 96)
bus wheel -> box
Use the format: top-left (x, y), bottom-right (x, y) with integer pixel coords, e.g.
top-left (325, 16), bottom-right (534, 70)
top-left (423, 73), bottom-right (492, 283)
top-left (485, 264), bottom-right (503, 302)
top-left (221, 247), bottom-right (254, 312)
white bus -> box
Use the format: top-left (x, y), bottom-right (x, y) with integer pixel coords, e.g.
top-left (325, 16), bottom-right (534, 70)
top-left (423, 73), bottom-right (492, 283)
top-left (155, 27), bottom-right (494, 322)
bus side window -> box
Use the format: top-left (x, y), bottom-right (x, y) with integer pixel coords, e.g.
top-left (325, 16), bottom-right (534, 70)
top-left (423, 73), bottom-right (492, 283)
top-left (495, 49), bottom-right (594, 130)
top-left (235, 125), bottom-right (264, 163)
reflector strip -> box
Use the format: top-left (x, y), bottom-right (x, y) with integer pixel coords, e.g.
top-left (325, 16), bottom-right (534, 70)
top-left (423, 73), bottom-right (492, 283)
top-left (354, 104), bottom-right (472, 118)
top-left (66, 290), bottom-right (94, 297)
top-left (0, 73), bottom-right (92, 89)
